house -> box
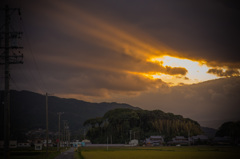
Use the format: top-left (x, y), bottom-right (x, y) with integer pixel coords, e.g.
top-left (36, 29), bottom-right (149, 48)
top-left (168, 136), bottom-right (189, 146)
top-left (35, 143), bottom-right (43, 150)
top-left (81, 139), bottom-right (91, 146)
top-left (72, 140), bottom-right (81, 148)
top-left (43, 139), bottom-right (53, 147)
top-left (191, 135), bottom-right (208, 145)
top-left (17, 142), bottom-right (31, 148)
top-left (213, 136), bottom-right (231, 145)
top-left (129, 139), bottom-right (138, 146)
top-left (0, 141), bottom-right (17, 148)
top-left (145, 136), bottom-right (164, 146)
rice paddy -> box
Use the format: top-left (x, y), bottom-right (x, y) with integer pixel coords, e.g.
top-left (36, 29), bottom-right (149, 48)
top-left (79, 146), bottom-right (240, 159)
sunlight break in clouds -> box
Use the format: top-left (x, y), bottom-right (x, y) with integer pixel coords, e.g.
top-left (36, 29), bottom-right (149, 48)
top-left (148, 56), bottom-right (220, 85)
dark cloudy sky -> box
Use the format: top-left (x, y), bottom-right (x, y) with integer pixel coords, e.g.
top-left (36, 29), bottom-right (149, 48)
top-left (1, 0), bottom-right (240, 128)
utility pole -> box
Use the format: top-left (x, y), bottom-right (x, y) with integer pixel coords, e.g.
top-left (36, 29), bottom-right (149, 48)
top-left (45, 93), bottom-right (48, 158)
top-left (1, 5), bottom-right (23, 159)
top-left (84, 128), bottom-right (86, 139)
top-left (68, 130), bottom-right (70, 147)
top-left (66, 126), bottom-right (68, 147)
top-left (107, 136), bottom-right (108, 151)
top-left (188, 129), bottom-right (190, 146)
top-left (63, 120), bottom-right (67, 147)
top-left (57, 112), bottom-right (64, 151)
top-left (130, 130), bottom-right (132, 142)
top-left (111, 135), bottom-right (112, 144)
top-left (65, 123), bottom-right (69, 147)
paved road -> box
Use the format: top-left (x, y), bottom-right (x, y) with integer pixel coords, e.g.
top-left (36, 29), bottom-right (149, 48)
top-left (54, 147), bottom-right (75, 159)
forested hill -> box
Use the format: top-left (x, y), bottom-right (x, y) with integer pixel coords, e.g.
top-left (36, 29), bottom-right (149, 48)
top-left (0, 90), bottom-right (139, 139)
top-left (84, 108), bottom-right (203, 144)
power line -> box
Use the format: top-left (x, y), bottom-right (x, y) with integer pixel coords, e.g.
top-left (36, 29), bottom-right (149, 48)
top-left (18, 10), bottom-right (49, 93)
top-left (10, 76), bottom-right (21, 91)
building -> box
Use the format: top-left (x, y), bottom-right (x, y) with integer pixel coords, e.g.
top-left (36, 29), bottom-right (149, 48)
top-left (43, 139), bottom-right (53, 147)
top-left (81, 139), bottom-right (91, 146)
top-left (35, 143), bottom-right (43, 150)
top-left (129, 139), bottom-right (138, 146)
top-left (0, 140), bottom-right (17, 148)
top-left (17, 142), bottom-right (31, 148)
top-left (213, 136), bottom-right (232, 145)
top-left (168, 136), bottom-right (189, 146)
top-left (71, 140), bottom-right (81, 148)
top-left (191, 135), bottom-right (208, 145)
top-left (145, 136), bottom-right (164, 146)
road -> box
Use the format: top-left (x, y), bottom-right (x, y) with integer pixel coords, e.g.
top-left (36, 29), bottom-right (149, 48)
top-left (54, 147), bottom-right (75, 159)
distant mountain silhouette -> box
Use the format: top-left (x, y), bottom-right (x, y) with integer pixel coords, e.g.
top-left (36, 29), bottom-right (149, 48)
top-left (201, 126), bottom-right (217, 138)
top-left (0, 90), bottom-right (139, 140)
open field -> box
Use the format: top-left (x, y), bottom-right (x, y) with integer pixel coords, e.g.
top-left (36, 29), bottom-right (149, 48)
top-left (80, 146), bottom-right (240, 159)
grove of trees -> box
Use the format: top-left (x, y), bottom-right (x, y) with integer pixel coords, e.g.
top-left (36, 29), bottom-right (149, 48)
top-left (215, 121), bottom-right (240, 145)
top-left (84, 108), bottom-right (202, 144)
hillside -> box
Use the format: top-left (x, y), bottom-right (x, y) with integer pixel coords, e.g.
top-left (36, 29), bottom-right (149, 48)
top-left (0, 90), bottom-right (139, 139)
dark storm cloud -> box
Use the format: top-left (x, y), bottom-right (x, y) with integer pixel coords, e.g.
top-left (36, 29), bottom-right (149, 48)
top-left (208, 68), bottom-right (240, 77)
top-left (76, 0), bottom-right (240, 67)
top-left (3, 0), bottom-right (240, 63)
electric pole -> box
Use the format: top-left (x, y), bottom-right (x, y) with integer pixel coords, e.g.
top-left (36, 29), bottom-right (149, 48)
top-left (0, 5), bottom-right (23, 159)
top-left (65, 123), bottom-right (69, 147)
top-left (45, 93), bottom-right (48, 158)
top-left (57, 112), bottom-right (64, 151)
top-left (130, 130), bottom-right (132, 142)
top-left (63, 120), bottom-right (67, 147)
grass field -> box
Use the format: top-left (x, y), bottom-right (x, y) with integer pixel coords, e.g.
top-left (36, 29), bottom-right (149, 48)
top-left (79, 146), bottom-right (240, 159)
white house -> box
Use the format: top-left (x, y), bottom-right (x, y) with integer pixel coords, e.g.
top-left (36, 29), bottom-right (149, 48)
top-left (35, 143), bottom-right (43, 150)
top-left (43, 139), bottom-right (52, 147)
top-left (129, 139), bottom-right (138, 146)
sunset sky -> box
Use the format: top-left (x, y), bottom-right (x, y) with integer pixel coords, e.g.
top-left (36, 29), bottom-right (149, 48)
top-left (1, 0), bottom-right (240, 128)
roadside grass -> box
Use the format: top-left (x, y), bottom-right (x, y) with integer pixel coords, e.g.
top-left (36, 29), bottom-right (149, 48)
top-left (79, 146), bottom-right (240, 159)
top-left (74, 147), bottom-right (84, 159)
top-left (0, 147), bottom-right (66, 159)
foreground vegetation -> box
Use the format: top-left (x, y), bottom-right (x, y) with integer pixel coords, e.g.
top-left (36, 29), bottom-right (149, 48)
top-left (0, 147), bottom-right (65, 159)
top-left (79, 146), bottom-right (240, 159)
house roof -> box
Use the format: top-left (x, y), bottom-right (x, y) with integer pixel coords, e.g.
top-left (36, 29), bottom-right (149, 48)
top-left (150, 136), bottom-right (163, 139)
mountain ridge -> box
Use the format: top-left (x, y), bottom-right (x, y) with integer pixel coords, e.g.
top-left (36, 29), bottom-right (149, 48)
top-left (0, 90), bottom-right (218, 140)
top-left (0, 90), bottom-right (140, 139)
